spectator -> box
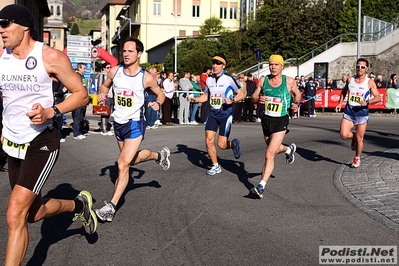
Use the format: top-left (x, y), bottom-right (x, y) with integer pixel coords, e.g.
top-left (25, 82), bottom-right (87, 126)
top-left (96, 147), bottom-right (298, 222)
top-left (387, 74), bottom-right (399, 88)
top-left (369, 72), bottom-right (375, 81)
top-left (375, 74), bottom-right (386, 88)
top-left (73, 63), bottom-right (88, 140)
top-left (326, 77), bottom-right (337, 90)
top-left (244, 73), bottom-right (257, 122)
top-left (315, 75), bottom-right (325, 88)
top-left (96, 62), bottom-right (114, 135)
top-left (200, 67), bottom-right (212, 123)
top-left (234, 74), bottom-right (246, 123)
top-left (189, 74), bottom-right (202, 125)
top-left (305, 77), bottom-right (317, 117)
top-left (178, 70), bottom-right (192, 125)
top-left (162, 71), bottom-right (175, 125)
top-left (337, 74), bottom-right (347, 89)
top-left (145, 68), bottom-right (160, 129)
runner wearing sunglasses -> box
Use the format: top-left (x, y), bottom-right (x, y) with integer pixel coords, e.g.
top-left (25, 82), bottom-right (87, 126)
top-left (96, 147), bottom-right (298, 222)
top-left (191, 53), bottom-right (245, 175)
top-left (0, 4), bottom-right (97, 265)
top-left (335, 58), bottom-right (381, 168)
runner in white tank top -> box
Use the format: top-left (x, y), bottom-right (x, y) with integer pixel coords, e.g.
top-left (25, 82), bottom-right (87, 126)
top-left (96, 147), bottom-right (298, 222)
top-left (96, 37), bottom-right (170, 222)
top-left (0, 4), bottom-right (96, 265)
top-left (335, 58), bottom-right (381, 168)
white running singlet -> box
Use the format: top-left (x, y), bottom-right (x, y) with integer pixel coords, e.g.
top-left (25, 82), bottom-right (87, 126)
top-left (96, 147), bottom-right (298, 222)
top-left (0, 42), bottom-right (53, 144)
top-left (111, 66), bottom-right (146, 124)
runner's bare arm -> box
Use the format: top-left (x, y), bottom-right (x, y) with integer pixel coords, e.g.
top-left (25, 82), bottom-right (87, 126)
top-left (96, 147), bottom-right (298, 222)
top-left (27, 46), bottom-right (89, 124)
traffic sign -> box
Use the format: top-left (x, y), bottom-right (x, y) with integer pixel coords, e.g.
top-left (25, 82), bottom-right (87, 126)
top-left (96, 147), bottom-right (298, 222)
top-left (67, 46), bottom-right (91, 52)
top-left (91, 47), bottom-right (99, 58)
top-left (67, 35), bottom-right (91, 42)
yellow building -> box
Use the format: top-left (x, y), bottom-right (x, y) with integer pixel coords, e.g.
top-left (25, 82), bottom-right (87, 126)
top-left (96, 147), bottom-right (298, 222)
top-left (111, 0), bottom-right (243, 64)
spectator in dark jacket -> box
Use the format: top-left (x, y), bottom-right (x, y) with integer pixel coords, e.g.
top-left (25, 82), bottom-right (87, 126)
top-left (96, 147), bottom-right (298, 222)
top-left (305, 77), bottom-right (317, 117)
top-left (243, 73), bottom-right (257, 122)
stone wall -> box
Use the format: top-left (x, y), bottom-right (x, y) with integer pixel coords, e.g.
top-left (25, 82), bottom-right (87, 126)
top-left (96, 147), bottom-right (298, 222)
top-left (328, 43), bottom-right (399, 82)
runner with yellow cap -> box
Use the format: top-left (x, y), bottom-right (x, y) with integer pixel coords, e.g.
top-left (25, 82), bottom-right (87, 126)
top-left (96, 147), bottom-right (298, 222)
top-left (250, 54), bottom-right (302, 199)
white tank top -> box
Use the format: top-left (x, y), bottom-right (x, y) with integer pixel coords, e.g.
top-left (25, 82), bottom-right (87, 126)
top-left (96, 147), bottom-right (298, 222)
top-left (347, 76), bottom-right (370, 107)
top-left (112, 66), bottom-right (145, 123)
top-left (0, 42), bottom-right (53, 144)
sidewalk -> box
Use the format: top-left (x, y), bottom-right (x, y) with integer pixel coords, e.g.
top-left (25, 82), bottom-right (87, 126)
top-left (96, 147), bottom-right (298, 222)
top-left (334, 149), bottom-right (399, 233)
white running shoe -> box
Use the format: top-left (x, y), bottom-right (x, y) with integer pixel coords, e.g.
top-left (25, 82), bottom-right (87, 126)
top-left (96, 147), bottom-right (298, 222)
top-left (157, 147), bottom-right (171, 171)
top-left (73, 135), bottom-right (86, 140)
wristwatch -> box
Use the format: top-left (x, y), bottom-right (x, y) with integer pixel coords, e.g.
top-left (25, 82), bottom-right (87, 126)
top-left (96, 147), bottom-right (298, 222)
top-left (52, 105), bottom-right (62, 122)
top-left (293, 102), bottom-right (299, 106)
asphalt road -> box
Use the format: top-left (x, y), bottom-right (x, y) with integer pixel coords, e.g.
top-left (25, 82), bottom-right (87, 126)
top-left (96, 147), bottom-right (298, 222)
top-left (0, 114), bottom-right (398, 265)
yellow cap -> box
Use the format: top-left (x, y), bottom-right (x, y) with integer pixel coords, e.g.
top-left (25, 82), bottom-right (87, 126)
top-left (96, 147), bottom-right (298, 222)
top-left (269, 54), bottom-right (284, 67)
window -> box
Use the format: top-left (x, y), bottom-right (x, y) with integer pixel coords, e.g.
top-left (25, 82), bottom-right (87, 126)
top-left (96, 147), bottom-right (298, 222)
top-left (220, 2), bottom-right (227, 19)
top-left (173, 0), bottom-right (181, 16)
top-left (192, 0), bottom-right (200, 17)
top-left (230, 3), bottom-right (237, 19)
top-left (153, 1), bottom-right (161, 16)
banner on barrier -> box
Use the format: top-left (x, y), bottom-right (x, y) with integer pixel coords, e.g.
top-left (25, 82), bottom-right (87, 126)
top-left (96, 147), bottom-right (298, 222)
top-left (319, 89), bottom-right (387, 109)
top-left (386, 88), bottom-right (399, 108)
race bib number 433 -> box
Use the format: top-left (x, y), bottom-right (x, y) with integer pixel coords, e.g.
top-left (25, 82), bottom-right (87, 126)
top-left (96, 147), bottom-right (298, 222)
top-left (2, 137), bottom-right (29, 159)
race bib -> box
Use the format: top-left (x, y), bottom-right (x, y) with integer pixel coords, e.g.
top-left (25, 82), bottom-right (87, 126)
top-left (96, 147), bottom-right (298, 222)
top-left (2, 137), bottom-right (29, 159)
top-left (116, 91), bottom-right (135, 108)
top-left (210, 93), bottom-right (223, 108)
top-left (264, 96), bottom-right (283, 117)
top-left (348, 92), bottom-right (365, 106)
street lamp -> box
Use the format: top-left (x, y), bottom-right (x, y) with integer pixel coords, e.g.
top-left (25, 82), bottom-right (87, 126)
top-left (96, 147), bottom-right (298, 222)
top-left (357, 0), bottom-right (361, 59)
top-left (173, 0), bottom-right (177, 73)
top-left (120, 15), bottom-right (131, 37)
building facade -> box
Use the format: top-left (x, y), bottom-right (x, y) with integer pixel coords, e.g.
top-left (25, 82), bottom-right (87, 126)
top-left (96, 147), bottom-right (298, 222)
top-left (110, 0), bottom-right (243, 64)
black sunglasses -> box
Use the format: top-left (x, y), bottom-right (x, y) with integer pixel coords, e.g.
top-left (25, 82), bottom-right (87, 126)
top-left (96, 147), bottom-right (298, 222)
top-left (0, 19), bottom-right (14, 28)
top-left (356, 65), bottom-right (367, 69)
top-left (212, 60), bottom-right (223, 65)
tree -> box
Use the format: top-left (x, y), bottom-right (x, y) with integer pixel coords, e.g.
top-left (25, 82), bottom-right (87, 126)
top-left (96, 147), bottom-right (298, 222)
top-left (199, 16), bottom-right (224, 35)
top-left (70, 23), bottom-right (80, 35)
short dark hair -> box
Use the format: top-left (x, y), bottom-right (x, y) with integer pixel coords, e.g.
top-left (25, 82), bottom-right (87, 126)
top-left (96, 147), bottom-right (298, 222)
top-left (123, 37), bottom-right (144, 53)
top-left (357, 58), bottom-right (369, 68)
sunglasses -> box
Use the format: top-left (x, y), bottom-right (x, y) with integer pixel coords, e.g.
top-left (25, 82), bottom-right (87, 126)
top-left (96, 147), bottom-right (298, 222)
top-left (105, 66), bottom-right (111, 69)
top-left (212, 60), bottom-right (223, 65)
top-left (0, 19), bottom-right (14, 28)
top-left (356, 65), bottom-right (367, 69)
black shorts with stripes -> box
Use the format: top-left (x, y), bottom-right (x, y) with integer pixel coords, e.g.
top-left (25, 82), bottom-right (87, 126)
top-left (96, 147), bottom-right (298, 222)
top-left (7, 127), bottom-right (60, 195)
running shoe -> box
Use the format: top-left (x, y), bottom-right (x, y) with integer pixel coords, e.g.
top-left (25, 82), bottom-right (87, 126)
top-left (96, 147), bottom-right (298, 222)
top-left (157, 146), bottom-right (171, 171)
top-left (73, 135), bottom-right (86, 140)
top-left (206, 164), bottom-right (222, 175)
top-left (351, 157), bottom-right (361, 168)
top-left (73, 190), bottom-right (98, 234)
top-left (250, 184), bottom-right (264, 199)
top-left (232, 138), bottom-right (241, 159)
top-left (351, 137), bottom-right (356, 151)
top-left (101, 131), bottom-right (114, 136)
top-left (285, 143), bottom-right (296, 164)
top-left (95, 201), bottom-right (116, 222)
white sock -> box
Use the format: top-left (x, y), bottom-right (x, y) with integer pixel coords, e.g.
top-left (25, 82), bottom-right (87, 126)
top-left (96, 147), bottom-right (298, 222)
top-left (259, 180), bottom-right (267, 189)
top-left (213, 163), bottom-right (219, 167)
top-left (285, 147), bottom-right (291, 155)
